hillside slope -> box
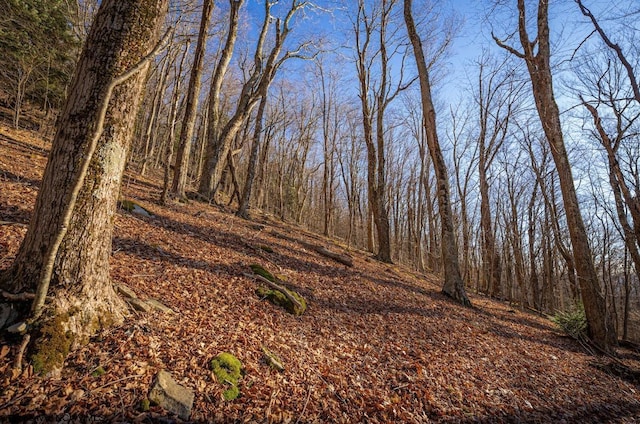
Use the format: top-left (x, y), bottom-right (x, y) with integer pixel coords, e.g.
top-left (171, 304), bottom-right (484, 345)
top-left (1, 123), bottom-right (640, 423)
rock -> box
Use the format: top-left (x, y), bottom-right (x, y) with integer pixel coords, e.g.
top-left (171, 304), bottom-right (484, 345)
top-left (146, 299), bottom-right (174, 314)
top-left (131, 204), bottom-right (152, 217)
top-left (0, 303), bottom-right (18, 329)
top-left (149, 370), bottom-right (194, 420)
top-left (127, 297), bottom-right (152, 313)
top-left (119, 199), bottom-right (153, 217)
top-left (7, 321), bottom-right (27, 334)
top-left (255, 286), bottom-right (307, 316)
top-left (261, 346), bottom-right (284, 372)
top-left (115, 284), bottom-right (137, 299)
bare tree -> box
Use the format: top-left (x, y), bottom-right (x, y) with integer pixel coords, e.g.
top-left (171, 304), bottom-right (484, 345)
top-left (353, 0), bottom-right (414, 263)
top-left (404, 0), bottom-right (469, 305)
top-left (171, 0), bottom-right (215, 200)
top-left (493, 0), bottom-right (616, 350)
top-left (199, 0), bottom-right (312, 200)
top-left (473, 53), bottom-right (520, 298)
top-left (161, 39), bottom-right (190, 204)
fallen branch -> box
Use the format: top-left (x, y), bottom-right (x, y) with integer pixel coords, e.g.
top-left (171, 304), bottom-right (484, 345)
top-left (0, 221), bottom-right (28, 227)
top-left (2, 291), bottom-right (36, 301)
top-left (243, 272), bottom-right (303, 311)
top-left (315, 246), bottom-right (353, 267)
top-left (296, 385), bottom-right (313, 424)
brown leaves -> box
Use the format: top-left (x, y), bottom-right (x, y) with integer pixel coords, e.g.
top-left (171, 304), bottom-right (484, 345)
top-left (2, 126), bottom-right (640, 422)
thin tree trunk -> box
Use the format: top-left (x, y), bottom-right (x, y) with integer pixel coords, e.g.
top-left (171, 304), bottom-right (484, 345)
top-left (404, 0), bottom-right (469, 306)
top-left (237, 94), bottom-right (267, 218)
top-left (161, 40), bottom-right (189, 204)
top-left (171, 0), bottom-right (214, 200)
top-left (494, 0), bottom-right (616, 349)
top-left (197, 0), bottom-right (244, 197)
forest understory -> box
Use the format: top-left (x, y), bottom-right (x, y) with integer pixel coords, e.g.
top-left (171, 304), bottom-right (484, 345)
top-left (2, 124), bottom-right (640, 423)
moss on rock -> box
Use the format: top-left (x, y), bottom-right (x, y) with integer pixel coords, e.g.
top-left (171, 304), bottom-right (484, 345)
top-left (258, 245), bottom-right (274, 253)
top-left (210, 352), bottom-right (242, 401)
top-left (118, 199), bottom-right (136, 212)
top-left (255, 286), bottom-right (307, 316)
top-left (250, 264), bottom-right (276, 282)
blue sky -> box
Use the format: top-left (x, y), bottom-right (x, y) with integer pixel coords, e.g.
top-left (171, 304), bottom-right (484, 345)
top-left (229, 0), bottom-right (636, 109)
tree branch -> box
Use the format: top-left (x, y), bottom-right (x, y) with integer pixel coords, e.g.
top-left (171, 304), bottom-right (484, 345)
top-left (576, 0), bottom-right (640, 102)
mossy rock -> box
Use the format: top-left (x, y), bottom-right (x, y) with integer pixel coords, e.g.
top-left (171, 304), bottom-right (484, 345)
top-left (261, 346), bottom-right (285, 372)
top-left (250, 264), bottom-right (276, 282)
top-left (210, 352), bottom-right (242, 401)
top-left (255, 286), bottom-right (306, 316)
top-left (118, 199), bottom-right (153, 217)
top-left (139, 398), bottom-right (151, 412)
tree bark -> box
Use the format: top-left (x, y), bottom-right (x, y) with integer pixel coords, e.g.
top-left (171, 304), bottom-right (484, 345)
top-left (404, 0), bottom-right (470, 306)
top-left (0, 0), bottom-right (168, 373)
top-left (171, 0), bottom-right (214, 200)
top-left (494, 0), bottom-right (616, 349)
top-left (237, 94), bottom-right (267, 218)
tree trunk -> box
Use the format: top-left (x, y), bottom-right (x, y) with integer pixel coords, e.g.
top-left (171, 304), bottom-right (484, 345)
top-left (0, 0), bottom-right (168, 374)
top-left (171, 0), bottom-right (214, 200)
top-left (404, 0), bottom-right (470, 306)
top-left (140, 50), bottom-right (171, 176)
top-left (237, 94), bottom-right (267, 218)
top-left (495, 0), bottom-right (616, 350)
top-left (197, 0), bottom-right (244, 198)
top-left (161, 40), bottom-right (190, 204)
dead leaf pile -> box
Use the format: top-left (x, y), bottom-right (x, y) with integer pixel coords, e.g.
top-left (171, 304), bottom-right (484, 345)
top-left (2, 124), bottom-right (640, 422)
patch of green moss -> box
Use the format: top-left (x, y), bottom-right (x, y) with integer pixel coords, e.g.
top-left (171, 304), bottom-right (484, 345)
top-left (139, 398), bottom-right (151, 411)
top-left (91, 366), bottom-right (106, 377)
top-left (250, 264), bottom-right (276, 282)
top-left (119, 199), bottom-right (136, 212)
top-left (255, 286), bottom-right (307, 316)
top-left (31, 314), bottom-right (74, 375)
top-left (210, 352), bottom-right (242, 401)
top-left (222, 385), bottom-right (240, 401)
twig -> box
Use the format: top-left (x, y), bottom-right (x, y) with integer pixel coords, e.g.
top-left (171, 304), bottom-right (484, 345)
top-left (295, 385), bottom-right (312, 424)
top-left (0, 221), bottom-right (28, 227)
top-left (2, 291), bottom-right (35, 301)
top-left (266, 388), bottom-right (279, 423)
top-left (92, 375), bottom-right (141, 392)
top-left (242, 272), bottom-right (303, 310)
top-left (315, 246), bottom-right (353, 267)
top-left (13, 334), bottom-right (30, 373)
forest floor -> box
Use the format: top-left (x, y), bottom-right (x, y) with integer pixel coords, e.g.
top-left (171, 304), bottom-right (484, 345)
top-left (1, 123), bottom-right (640, 423)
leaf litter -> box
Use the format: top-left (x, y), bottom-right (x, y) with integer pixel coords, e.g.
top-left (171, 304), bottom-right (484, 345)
top-left (1, 125), bottom-right (640, 422)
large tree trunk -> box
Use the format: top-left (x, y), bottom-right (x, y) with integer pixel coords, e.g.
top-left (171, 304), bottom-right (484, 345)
top-left (495, 0), bottom-right (616, 349)
top-left (0, 0), bottom-right (168, 374)
top-left (171, 0), bottom-right (214, 200)
top-left (404, 0), bottom-right (470, 306)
